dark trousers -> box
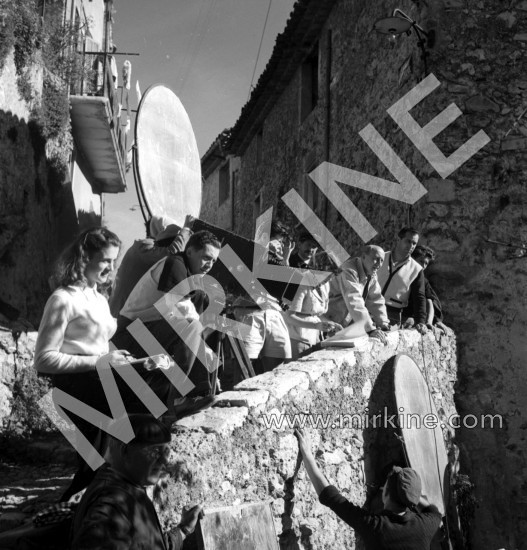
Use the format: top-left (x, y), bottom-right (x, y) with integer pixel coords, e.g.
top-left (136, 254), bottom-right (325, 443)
top-left (112, 315), bottom-right (213, 398)
top-left (54, 364), bottom-right (175, 501)
top-left (57, 317), bottom-right (214, 500)
top-left (386, 305), bottom-right (403, 328)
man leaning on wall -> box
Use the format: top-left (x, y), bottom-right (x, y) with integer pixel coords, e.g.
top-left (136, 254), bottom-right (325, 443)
top-left (376, 227), bottom-right (428, 334)
top-left (326, 245), bottom-right (391, 344)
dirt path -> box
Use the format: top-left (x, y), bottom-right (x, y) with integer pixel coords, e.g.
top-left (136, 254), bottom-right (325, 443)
top-left (0, 439), bottom-right (76, 533)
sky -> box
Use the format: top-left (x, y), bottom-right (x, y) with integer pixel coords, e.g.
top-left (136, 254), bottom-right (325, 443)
top-left (103, 0), bottom-right (297, 254)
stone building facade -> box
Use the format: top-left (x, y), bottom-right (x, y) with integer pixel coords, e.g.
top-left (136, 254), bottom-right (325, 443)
top-left (200, 131), bottom-right (240, 231)
top-left (200, 0), bottom-right (527, 547)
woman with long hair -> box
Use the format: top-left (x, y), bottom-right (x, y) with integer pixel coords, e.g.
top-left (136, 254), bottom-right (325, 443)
top-left (35, 226), bottom-right (128, 499)
top-left (36, 227), bottom-right (123, 375)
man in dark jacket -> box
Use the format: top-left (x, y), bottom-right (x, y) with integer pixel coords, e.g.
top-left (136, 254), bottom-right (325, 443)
top-left (295, 428), bottom-right (442, 549)
top-left (109, 215), bottom-right (194, 318)
top-left (71, 414), bottom-right (203, 550)
top-left (111, 230), bottom-right (221, 402)
top-left (405, 245), bottom-right (448, 333)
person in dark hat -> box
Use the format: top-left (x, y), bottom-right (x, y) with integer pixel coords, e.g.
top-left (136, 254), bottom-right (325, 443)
top-left (295, 428), bottom-right (442, 549)
top-left (71, 414), bottom-right (203, 550)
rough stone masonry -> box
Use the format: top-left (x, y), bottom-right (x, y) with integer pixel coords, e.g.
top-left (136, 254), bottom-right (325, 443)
top-left (152, 329), bottom-right (459, 550)
top-left (0, 313), bottom-right (463, 548)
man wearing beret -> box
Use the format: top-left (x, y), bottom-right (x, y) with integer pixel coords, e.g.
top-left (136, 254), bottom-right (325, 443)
top-left (71, 414), bottom-right (203, 550)
top-left (295, 428), bottom-right (442, 549)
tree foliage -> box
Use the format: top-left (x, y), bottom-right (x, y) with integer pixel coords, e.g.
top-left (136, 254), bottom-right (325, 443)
top-left (0, 0), bottom-right (93, 168)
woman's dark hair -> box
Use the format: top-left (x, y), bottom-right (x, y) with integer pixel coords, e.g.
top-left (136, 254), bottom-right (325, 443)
top-left (52, 227), bottom-right (121, 288)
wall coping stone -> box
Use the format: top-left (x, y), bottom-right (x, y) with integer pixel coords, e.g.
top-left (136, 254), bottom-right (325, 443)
top-left (214, 389), bottom-right (270, 408)
top-left (171, 329), bottom-right (445, 439)
top-left (234, 368), bottom-right (310, 400)
top-left (174, 406), bottom-right (249, 436)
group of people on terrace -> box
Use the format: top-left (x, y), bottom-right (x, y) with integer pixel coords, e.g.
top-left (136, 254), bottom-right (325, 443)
top-left (29, 215), bottom-right (446, 549)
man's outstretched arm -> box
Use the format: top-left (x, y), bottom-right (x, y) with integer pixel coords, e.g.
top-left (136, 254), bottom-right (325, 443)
top-left (294, 429), bottom-right (377, 532)
top-left (295, 428), bottom-right (330, 496)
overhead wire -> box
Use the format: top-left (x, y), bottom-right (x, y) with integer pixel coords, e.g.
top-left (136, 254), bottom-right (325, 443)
top-left (177, 0), bottom-right (208, 91)
top-left (247, 0), bottom-right (273, 101)
top-left (179, 0), bottom-right (218, 93)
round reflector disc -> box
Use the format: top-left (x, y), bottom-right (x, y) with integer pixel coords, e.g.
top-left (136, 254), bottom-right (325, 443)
top-left (135, 84), bottom-right (202, 227)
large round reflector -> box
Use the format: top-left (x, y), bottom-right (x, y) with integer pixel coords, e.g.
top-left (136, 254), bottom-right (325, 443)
top-left (393, 353), bottom-right (449, 515)
top-left (135, 84), bottom-right (202, 227)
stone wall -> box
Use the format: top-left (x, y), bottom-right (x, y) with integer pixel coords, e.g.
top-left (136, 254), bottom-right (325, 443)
top-left (227, 0), bottom-right (527, 546)
top-left (0, 327), bottom-right (52, 435)
top-left (157, 329), bottom-right (459, 550)
top-left (410, 4), bottom-right (527, 546)
top-left (0, 51), bottom-right (78, 327)
top-left (0, 323), bottom-right (460, 548)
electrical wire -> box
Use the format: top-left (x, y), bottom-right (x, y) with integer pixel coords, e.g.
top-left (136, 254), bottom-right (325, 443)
top-left (177, 0), bottom-right (208, 90)
top-left (179, 0), bottom-right (218, 93)
top-left (180, 0), bottom-right (217, 93)
top-left (247, 0), bottom-right (273, 101)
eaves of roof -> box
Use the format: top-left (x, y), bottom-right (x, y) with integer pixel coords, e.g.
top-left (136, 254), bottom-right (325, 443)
top-left (228, 0), bottom-right (337, 156)
top-left (201, 128), bottom-right (232, 178)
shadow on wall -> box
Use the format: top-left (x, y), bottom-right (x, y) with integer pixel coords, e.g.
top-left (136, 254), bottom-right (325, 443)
top-left (279, 454), bottom-right (303, 550)
top-left (0, 108), bottom-right (78, 325)
top-left (363, 357), bottom-right (408, 509)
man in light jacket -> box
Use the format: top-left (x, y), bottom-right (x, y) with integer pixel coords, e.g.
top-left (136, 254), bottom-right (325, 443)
top-left (327, 245), bottom-right (390, 344)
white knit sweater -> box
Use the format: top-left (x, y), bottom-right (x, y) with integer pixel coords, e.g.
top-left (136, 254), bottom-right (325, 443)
top-left (34, 285), bottom-right (117, 374)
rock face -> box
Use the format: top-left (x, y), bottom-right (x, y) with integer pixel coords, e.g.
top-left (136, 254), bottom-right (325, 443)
top-left (157, 330), bottom-right (459, 550)
top-left (0, 327), bottom-right (51, 433)
top-left (0, 52), bottom-right (77, 327)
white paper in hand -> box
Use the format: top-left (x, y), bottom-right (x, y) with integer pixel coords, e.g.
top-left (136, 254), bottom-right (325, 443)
top-left (320, 320), bottom-right (368, 348)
